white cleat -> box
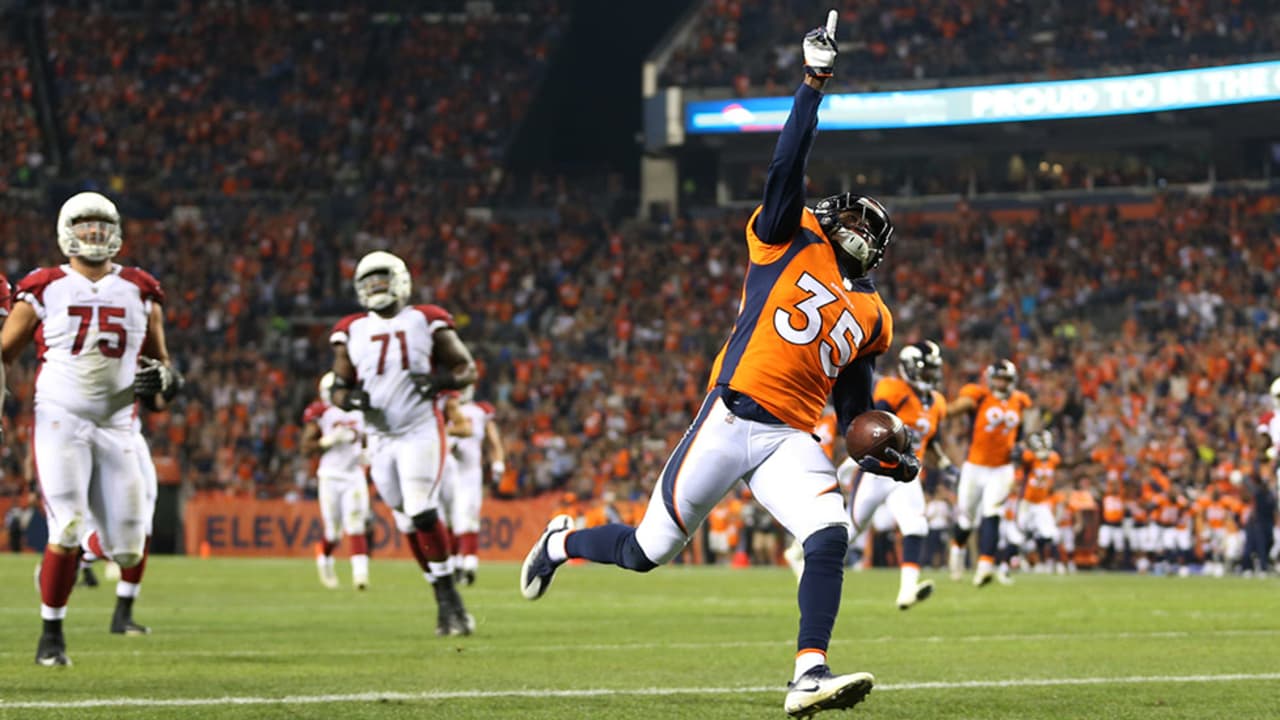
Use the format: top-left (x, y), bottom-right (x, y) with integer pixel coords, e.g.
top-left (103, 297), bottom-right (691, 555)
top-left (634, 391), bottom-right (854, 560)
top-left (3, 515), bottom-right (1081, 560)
top-left (520, 514), bottom-right (574, 601)
top-left (973, 567), bottom-right (994, 588)
top-left (784, 541), bottom-right (805, 582)
top-left (896, 580), bottom-right (935, 610)
top-left (353, 575), bottom-right (369, 591)
top-left (784, 665), bottom-right (874, 718)
top-left (316, 557), bottom-right (339, 589)
top-left (996, 568), bottom-right (1015, 586)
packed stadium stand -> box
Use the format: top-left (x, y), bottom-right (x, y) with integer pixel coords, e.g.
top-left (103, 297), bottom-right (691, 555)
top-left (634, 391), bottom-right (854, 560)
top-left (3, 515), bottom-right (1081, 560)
top-left (660, 0), bottom-right (1280, 90)
top-left (1, 1), bottom-right (1277, 574)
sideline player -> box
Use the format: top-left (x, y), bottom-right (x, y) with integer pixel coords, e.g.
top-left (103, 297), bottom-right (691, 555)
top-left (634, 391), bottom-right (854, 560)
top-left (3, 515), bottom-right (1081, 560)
top-left (1017, 430), bottom-right (1060, 573)
top-left (441, 388), bottom-right (504, 586)
top-left (302, 372), bottom-right (370, 590)
top-left (844, 341), bottom-right (950, 609)
top-left (945, 359), bottom-right (1034, 587)
top-left (519, 13), bottom-right (920, 717)
top-left (329, 250), bottom-right (478, 636)
top-left (2, 192), bottom-right (181, 666)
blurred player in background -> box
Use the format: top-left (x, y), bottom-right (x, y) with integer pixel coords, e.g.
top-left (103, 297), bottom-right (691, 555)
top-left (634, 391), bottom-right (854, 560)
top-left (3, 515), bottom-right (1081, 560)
top-left (842, 341), bottom-right (950, 609)
top-left (946, 359), bottom-right (1035, 587)
top-left (1018, 430), bottom-right (1061, 574)
top-left (2, 192), bottom-right (181, 666)
top-left (329, 250), bottom-right (477, 637)
top-left (520, 13), bottom-right (920, 717)
top-left (0, 272), bottom-right (8, 446)
top-left (302, 372), bottom-right (370, 590)
top-left (441, 387), bottom-right (503, 586)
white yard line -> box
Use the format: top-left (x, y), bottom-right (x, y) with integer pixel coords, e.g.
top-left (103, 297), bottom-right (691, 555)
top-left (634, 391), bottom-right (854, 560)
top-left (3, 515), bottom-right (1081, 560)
top-left (2, 672), bottom-right (1279, 709)
top-left (0, 627), bottom-right (1274, 659)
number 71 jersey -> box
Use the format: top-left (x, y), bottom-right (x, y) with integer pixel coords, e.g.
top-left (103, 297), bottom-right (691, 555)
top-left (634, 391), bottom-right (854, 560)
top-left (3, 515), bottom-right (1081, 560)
top-left (16, 264), bottom-right (162, 427)
top-left (330, 304), bottom-right (454, 435)
top-left (708, 206), bottom-right (892, 431)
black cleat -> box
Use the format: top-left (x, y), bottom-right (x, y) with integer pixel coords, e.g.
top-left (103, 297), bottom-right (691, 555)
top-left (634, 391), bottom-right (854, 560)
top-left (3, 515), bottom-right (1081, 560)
top-left (111, 602), bottom-right (151, 636)
top-left (462, 569), bottom-right (476, 587)
top-left (35, 632), bottom-right (71, 667)
top-left (80, 566), bottom-right (100, 588)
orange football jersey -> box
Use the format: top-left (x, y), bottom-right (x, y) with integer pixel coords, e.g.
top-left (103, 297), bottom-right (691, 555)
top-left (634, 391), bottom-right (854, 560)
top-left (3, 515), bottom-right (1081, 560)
top-left (814, 409), bottom-right (838, 461)
top-left (873, 375), bottom-right (946, 461)
top-left (708, 206), bottom-right (893, 431)
top-left (1021, 450), bottom-right (1060, 504)
top-left (958, 384), bottom-right (1033, 467)
top-left (1101, 492), bottom-right (1126, 524)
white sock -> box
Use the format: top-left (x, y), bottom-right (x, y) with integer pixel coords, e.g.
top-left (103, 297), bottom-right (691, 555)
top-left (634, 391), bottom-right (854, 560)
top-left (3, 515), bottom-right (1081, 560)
top-left (463, 555), bottom-right (478, 572)
top-left (116, 581), bottom-right (141, 599)
top-left (547, 530), bottom-right (570, 563)
top-left (899, 563), bottom-right (920, 592)
top-left (428, 561), bottom-right (452, 580)
top-left (351, 554), bottom-right (369, 580)
top-left (976, 557), bottom-right (994, 575)
top-left (794, 651), bottom-right (826, 682)
top-left (41, 604), bottom-right (67, 621)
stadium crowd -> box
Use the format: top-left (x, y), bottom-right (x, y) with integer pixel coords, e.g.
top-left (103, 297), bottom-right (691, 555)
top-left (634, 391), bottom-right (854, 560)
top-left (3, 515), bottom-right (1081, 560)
top-left (661, 0), bottom-right (1280, 91)
top-left (0, 2), bottom-right (1276, 576)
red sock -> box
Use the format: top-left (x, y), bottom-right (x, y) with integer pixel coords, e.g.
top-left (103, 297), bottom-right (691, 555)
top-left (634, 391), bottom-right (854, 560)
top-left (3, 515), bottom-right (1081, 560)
top-left (416, 523), bottom-right (450, 563)
top-left (404, 532), bottom-right (432, 572)
top-left (450, 528), bottom-right (460, 555)
top-left (349, 534), bottom-right (368, 556)
top-left (320, 539), bottom-right (338, 557)
top-left (40, 548), bottom-right (80, 609)
top-left (120, 537), bottom-right (151, 584)
top-left (84, 531), bottom-right (105, 559)
top-left (458, 532), bottom-right (479, 556)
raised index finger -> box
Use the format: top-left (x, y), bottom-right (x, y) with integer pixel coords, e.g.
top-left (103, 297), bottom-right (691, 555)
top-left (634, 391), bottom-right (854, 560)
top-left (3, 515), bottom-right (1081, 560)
top-left (825, 9), bottom-right (838, 39)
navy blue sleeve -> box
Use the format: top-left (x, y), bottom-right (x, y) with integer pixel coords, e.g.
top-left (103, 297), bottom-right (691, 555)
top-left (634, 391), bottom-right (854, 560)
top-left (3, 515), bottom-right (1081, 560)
top-left (752, 83), bottom-right (823, 245)
top-left (834, 354), bottom-right (877, 436)
top-left (873, 399), bottom-right (894, 412)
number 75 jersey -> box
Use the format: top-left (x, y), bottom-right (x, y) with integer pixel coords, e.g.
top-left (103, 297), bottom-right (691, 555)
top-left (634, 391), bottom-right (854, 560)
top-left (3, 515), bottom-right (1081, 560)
top-left (330, 304), bottom-right (454, 435)
top-left (16, 264), bottom-right (162, 427)
top-left (708, 206), bottom-right (892, 431)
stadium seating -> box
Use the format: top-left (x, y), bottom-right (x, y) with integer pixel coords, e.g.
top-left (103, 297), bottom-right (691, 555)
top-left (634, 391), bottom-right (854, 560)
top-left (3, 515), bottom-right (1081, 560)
top-left (660, 1), bottom-right (1280, 91)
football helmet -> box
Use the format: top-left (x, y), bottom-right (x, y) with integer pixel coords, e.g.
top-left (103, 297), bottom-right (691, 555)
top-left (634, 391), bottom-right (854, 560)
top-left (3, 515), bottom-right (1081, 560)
top-left (318, 372), bottom-right (336, 407)
top-left (814, 193), bottom-right (894, 278)
top-left (354, 251), bottom-right (411, 312)
top-left (1270, 376), bottom-right (1280, 404)
top-left (985, 359), bottom-right (1017, 399)
top-left (57, 192), bottom-right (122, 262)
top-left (1028, 429), bottom-right (1053, 458)
top-left (898, 340), bottom-right (943, 393)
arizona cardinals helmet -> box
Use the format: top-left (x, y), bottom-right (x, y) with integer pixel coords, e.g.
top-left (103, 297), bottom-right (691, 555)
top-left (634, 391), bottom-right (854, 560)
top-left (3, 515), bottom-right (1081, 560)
top-left (57, 192), bottom-right (122, 262)
top-left (354, 251), bottom-right (411, 312)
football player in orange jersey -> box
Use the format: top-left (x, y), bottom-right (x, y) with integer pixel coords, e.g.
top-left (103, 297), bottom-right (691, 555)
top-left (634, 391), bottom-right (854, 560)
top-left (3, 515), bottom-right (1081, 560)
top-left (844, 341), bottom-right (951, 609)
top-left (519, 13), bottom-right (915, 716)
top-left (945, 359), bottom-right (1035, 586)
top-left (1017, 430), bottom-right (1061, 574)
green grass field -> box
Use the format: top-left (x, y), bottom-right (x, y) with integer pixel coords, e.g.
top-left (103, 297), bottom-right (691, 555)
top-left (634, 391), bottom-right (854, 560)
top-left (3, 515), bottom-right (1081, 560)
top-left (1, 555), bottom-right (1277, 719)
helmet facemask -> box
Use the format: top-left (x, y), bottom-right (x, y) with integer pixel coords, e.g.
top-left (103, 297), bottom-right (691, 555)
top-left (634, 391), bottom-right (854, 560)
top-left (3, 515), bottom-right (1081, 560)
top-left (815, 194), bottom-right (894, 279)
top-left (353, 250), bottom-right (412, 313)
top-left (356, 270), bottom-right (397, 311)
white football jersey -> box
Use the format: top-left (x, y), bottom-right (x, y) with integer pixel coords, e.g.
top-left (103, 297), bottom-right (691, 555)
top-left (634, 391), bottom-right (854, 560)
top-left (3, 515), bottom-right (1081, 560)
top-left (450, 401), bottom-right (494, 479)
top-left (330, 304), bottom-right (454, 434)
top-left (304, 400), bottom-right (366, 478)
top-left (1258, 411), bottom-right (1280, 449)
top-left (16, 264), bottom-right (161, 427)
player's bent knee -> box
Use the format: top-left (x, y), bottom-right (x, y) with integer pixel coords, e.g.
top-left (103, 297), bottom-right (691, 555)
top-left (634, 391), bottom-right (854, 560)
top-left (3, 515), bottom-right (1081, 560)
top-left (801, 524), bottom-right (849, 560)
top-left (619, 531), bottom-right (659, 572)
top-left (411, 509), bottom-right (439, 533)
top-left (898, 516), bottom-right (928, 538)
top-left (113, 553), bottom-right (142, 569)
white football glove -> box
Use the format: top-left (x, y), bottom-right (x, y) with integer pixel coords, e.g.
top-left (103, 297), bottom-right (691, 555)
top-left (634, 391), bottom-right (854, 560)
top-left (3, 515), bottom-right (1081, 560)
top-left (803, 10), bottom-right (839, 78)
top-left (319, 426), bottom-right (358, 450)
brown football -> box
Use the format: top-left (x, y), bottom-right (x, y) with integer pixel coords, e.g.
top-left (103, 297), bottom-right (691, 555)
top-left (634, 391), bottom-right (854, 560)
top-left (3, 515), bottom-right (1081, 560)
top-left (845, 410), bottom-right (910, 461)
